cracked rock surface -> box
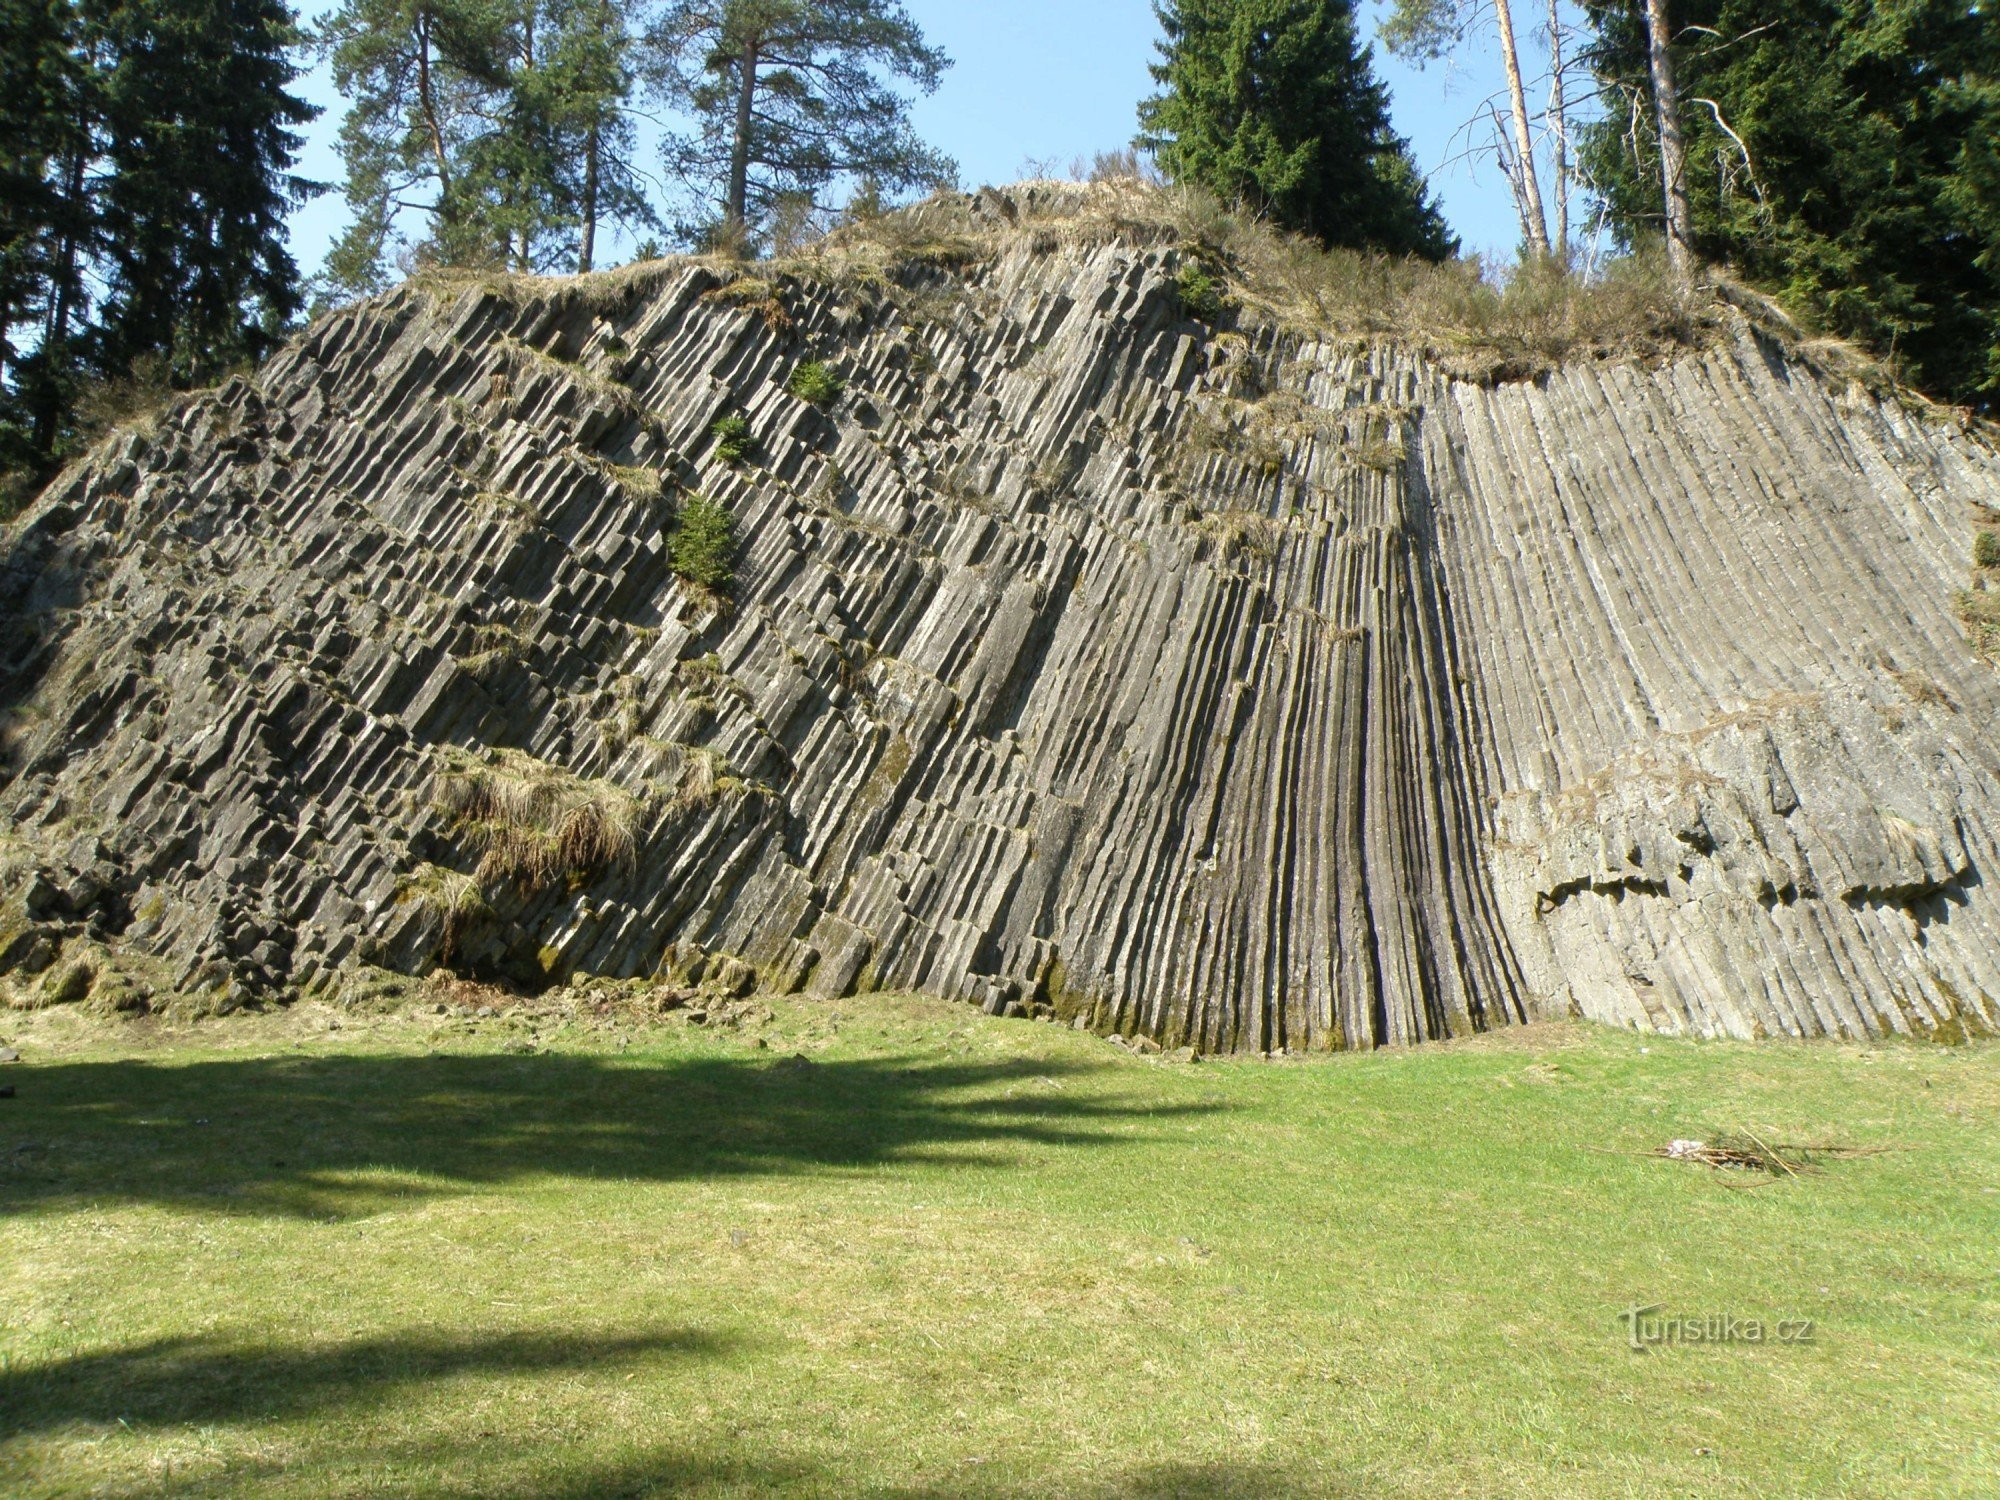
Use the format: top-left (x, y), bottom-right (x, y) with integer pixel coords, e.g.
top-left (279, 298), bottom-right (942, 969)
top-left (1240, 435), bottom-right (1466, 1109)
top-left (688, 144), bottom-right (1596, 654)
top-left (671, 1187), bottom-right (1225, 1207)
top-left (3, 198), bottom-right (1998, 1046)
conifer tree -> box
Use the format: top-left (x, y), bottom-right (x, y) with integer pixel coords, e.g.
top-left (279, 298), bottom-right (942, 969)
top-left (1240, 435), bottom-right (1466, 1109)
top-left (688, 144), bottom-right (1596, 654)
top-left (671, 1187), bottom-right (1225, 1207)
top-left (2, 0), bottom-right (316, 482)
top-left (1140, 0), bottom-right (1454, 259)
top-left (318, 0), bottom-right (514, 293)
top-left (0, 0), bottom-right (88, 471)
top-left (1582, 0), bottom-right (2000, 409)
top-left (1379, 0), bottom-right (1591, 257)
top-left (320, 0), bottom-right (653, 289)
top-left (89, 0), bottom-right (317, 382)
top-left (646, 0), bottom-right (954, 246)
top-left (488, 0), bottom-right (656, 272)
top-left (543, 0), bottom-right (655, 271)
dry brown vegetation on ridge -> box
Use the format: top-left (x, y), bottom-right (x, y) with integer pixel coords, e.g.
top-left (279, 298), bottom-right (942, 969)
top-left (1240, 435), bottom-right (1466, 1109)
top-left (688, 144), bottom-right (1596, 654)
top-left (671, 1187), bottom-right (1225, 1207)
top-left (410, 177), bottom-right (1921, 397)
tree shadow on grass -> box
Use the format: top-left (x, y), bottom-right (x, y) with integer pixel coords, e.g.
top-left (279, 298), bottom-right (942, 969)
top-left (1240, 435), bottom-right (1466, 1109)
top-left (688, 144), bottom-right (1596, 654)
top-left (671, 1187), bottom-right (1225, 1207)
top-left (0, 1050), bottom-right (1212, 1218)
top-left (486, 1455), bottom-right (1357, 1500)
top-left (0, 1326), bottom-right (723, 1443)
top-left (58, 1424), bottom-right (1360, 1500)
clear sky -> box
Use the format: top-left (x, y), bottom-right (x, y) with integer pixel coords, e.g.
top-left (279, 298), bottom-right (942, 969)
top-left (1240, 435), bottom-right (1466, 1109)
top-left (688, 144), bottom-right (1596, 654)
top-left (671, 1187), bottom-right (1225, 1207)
top-left (286, 0), bottom-right (1543, 280)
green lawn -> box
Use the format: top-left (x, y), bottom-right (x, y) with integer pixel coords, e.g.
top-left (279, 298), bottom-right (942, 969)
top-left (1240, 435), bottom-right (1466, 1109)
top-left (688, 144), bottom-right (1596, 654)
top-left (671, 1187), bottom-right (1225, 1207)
top-left (1, 992), bottom-right (1995, 1498)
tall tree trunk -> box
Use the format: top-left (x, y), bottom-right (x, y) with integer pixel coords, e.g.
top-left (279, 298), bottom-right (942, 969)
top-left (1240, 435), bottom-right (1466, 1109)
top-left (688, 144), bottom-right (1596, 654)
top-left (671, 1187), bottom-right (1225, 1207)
top-left (579, 116), bottom-right (600, 273)
top-left (1493, 0), bottom-right (1550, 254)
top-left (31, 146), bottom-right (89, 459)
top-left (1642, 0), bottom-right (1694, 280)
top-left (416, 12), bottom-right (452, 202)
top-left (724, 35), bottom-right (758, 238)
top-left (1547, 0), bottom-right (1570, 257)
top-left (513, 8), bottom-right (536, 271)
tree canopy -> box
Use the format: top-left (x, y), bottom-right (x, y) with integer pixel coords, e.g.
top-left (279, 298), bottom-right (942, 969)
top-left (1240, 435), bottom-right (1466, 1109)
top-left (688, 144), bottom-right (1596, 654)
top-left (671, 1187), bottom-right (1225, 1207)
top-left (318, 0), bottom-right (656, 294)
top-left (1583, 0), bottom-right (2000, 409)
top-left (0, 0), bottom-right (315, 490)
top-left (1139, 0), bottom-right (1456, 259)
top-left (645, 0), bottom-right (954, 246)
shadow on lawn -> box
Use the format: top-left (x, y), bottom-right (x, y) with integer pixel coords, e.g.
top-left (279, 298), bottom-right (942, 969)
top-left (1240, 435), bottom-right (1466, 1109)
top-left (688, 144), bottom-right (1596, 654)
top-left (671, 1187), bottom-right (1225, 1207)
top-left (0, 1049), bottom-right (1209, 1218)
top-left (0, 1327), bottom-right (720, 1442)
top-left (524, 1453), bottom-right (1353, 1499)
top-left (500, 1454), bottom-right (1348, 1500)
top-left (74, 1435), bottom-right (1335, 1500)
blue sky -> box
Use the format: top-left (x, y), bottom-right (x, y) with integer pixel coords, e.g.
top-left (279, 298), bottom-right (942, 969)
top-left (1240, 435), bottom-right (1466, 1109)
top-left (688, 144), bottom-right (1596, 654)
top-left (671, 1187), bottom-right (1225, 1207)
top-left (287, 0), bottom-right (1544, 278)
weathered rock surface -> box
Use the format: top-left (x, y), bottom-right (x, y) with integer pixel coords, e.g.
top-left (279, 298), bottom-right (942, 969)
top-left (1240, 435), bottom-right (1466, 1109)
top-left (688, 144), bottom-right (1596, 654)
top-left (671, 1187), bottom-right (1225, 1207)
top-left (3, 189), bottom-right (1998, 1046)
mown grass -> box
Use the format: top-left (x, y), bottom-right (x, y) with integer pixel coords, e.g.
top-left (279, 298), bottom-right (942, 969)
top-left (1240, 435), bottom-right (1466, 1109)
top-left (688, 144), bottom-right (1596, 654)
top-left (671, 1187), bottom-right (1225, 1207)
top-left (0, 996), bottom-right (1994, 1498)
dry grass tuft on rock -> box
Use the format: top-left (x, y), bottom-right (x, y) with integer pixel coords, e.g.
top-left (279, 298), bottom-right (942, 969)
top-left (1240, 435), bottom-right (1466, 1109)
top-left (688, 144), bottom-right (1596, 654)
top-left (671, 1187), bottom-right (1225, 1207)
top-left (396, 862), bottom-right (494, 959)
top-left (702, 273), bottom-right (795, 333)
top-left (433, 749), bottom-right (640, 893)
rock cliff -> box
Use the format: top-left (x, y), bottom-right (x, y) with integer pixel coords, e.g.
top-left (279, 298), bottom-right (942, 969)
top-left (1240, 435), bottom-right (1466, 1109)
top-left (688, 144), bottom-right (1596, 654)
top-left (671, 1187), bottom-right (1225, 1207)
top-left (4, 184), bottom-right (1998, 1048)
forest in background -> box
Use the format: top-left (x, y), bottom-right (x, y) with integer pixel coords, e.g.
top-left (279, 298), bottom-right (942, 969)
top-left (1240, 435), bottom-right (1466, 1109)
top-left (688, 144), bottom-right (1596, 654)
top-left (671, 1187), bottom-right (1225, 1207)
top-left (3, 0), bottom-right (1997, 506)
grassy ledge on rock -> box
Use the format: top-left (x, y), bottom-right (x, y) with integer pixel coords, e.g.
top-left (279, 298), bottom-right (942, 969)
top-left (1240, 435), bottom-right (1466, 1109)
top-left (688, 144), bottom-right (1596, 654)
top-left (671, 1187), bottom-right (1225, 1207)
top-left (387, 180), bottom-right (1964, 409)
top-left (432, 748), bottom-right (641, 894)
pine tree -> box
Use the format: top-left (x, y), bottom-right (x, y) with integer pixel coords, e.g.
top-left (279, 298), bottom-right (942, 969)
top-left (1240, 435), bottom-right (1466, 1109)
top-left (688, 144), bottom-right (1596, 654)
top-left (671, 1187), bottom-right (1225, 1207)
top-left (318, 0), bottom-right (515, 293)
top-left (647, 0), bottom-right (954, 247)
top-left (1139, 0), bottom-right (1456, 259)
top-left (1379, 0), bottom-right (1590, 257)
top-left (320, 0), bottom-right (652, 289)
top-left (1582, 0), bottom-right (2000, 408)
top-left (542, 0), bottom-right (655, 271)
top-left (487, 0), bottom-right (656, 273)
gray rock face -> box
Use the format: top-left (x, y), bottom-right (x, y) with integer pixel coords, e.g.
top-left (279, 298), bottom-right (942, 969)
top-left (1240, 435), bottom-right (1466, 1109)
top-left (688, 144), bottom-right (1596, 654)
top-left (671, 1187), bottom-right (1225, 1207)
top-left (3, 198), bottom-right (1998, 1045)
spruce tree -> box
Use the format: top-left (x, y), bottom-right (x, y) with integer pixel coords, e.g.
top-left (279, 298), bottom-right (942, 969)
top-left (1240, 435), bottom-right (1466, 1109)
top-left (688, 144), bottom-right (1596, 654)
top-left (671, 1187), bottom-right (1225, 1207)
top-left (0, 0), bottom-right (76, 387)
top-left (89, 0), bottom-right (318, 384)
top-left (647, 0), bottom-right (954, 246)
top-left (0, 0), bottom-right (87, 476)
top-left (1582, 0), bottom-right (2000, 409)
top-left (1138, 0), bottom-right (1456, 259)
top-left (2, 0), bottom-right (315, 482)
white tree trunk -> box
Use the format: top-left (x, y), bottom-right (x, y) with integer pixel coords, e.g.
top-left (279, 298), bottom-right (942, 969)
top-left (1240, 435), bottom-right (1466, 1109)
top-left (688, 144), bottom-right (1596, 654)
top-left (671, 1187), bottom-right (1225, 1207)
top-left (1643, 0), bottom-right (1695, 281)
top-left (1493, 0), bottom-right (1550, 254)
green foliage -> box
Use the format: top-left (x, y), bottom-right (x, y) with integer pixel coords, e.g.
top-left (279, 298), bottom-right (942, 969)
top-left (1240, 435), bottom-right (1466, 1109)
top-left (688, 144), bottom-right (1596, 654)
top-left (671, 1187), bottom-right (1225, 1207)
top-left (0, 0), bottom-right (85, 465)
top-left (1175, 260), bottom-right (1225, 321)
top-left (317, 0), bottom-right (657, 297)
top-left (648, 0), bottom-right (956, 246)
top-left (1138, 0), bottom-right (1456, 259)
top-left (709, 412), bottom-right (752, 463)
top-left (1582, 0), bottom-right (2000, 411)
top-left (1975, 530), bottom-right (2000, 570)
top-left (1, 0), bottom-right (316, 474)
top-left (786, 359), bottom-right (844, 405)
top-left (86, 0), bottom-right (317, 382)
top-left (670, 491), bottom-right (736, 591)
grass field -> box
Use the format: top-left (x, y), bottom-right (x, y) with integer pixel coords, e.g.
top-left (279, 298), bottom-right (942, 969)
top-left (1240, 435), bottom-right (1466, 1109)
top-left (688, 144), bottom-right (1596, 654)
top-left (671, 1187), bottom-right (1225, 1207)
top-left (1, 991), bottom-right (1995, 1498)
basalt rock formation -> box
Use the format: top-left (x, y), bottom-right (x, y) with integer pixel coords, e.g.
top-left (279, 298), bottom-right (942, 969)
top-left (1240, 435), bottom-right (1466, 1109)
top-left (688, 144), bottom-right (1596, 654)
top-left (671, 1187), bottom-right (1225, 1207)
top-left (4, 185), bottom-right (1998, 1048)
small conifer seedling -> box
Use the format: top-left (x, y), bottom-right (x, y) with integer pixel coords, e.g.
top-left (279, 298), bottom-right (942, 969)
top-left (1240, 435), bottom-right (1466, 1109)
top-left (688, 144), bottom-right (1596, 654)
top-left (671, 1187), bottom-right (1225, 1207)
top-left (671, 493), bottom-right (737, 592)
top-left (711, 413), bottom-right (753, 464)
top-left (788, 360), bottom-right (845, 405)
